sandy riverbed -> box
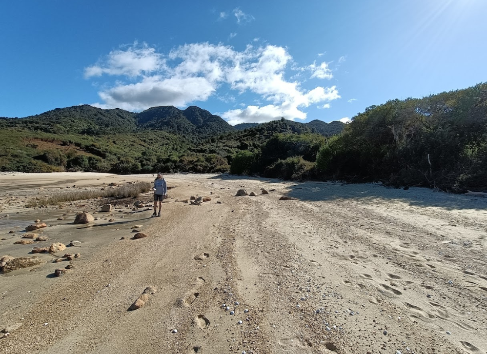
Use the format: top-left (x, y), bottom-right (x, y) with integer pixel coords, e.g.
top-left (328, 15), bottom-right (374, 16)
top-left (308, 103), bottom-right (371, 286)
top-left (0, 172), bottom-right (486, 354)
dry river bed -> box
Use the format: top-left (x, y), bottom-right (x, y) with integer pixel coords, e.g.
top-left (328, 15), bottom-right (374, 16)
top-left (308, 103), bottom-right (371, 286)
top-left (0, 172), bottom-right (486, 354)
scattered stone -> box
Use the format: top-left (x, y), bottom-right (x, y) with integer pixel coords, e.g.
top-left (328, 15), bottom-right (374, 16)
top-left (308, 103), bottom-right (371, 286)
top-left (57, 217), bottom-right (64, 220)
top-left (14, 239), bottom-right (34, 245)
top-left (65, 264), bottom-right (74, 269)
top-left (108, 182), bottom-right (117, 187)
top-left (249, 192), bottom-right (256, 196)
top-left (236, 189), bottom-right (248, 196)
top-left (279, 196), bottom-right (296, 201)
top-left (191, 196), bottom-right (203, 206)
top-left (202, 197), bottom-right (211, 202)
top-left (35, 219), bottom-right (41, 223)
top-left (120, 237), bottom-right (126, 240)
top-left (129, 286), bottom-right (157, 310)
top-left (190, 196), bottom-right (196, 200)
top-left (134, 200), bottom-right (144, 208)
top-left (69, 240), bottom-right (81, 247)
top-left (101, 204), bottom-right (113, 212)
top-left (1, 256), bottom-right (43, 273)
top-left (49, 243), bottom-right (66, 253)
top-left (31, 247), bottom-right (49, 254)
top-left (108, 219), bottom-right (115, 222)
top-left (74, 253), bottom-right (80, 258)
top-left (54, 269), bottom-right (66, 277)
top-left (132, 229), bottom-right (140, 233)
top-left (35, 235), bottom-right (48, 241)
top-left (171, 329), bottom-right (177, 333)
top-left (132, 232), bottom-right (148, 240)
top-left (74, 212), bottom-right (94, 224)
top-left (53, 258), bottom-right (63, 263)
top-left (1, 322), bottom-right (23, 334)
top-left (8, 231), bottom-right (14, 234)
top-left (131, 225), bottom-right (143, 229)
top-left (261, 188), bottom-right (269, 194)
top-left (25, 223), bottom-right (47, 231)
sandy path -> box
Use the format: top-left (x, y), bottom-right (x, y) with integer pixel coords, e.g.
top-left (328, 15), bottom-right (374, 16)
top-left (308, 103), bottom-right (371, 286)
top-left (1, 173), bottom-right (486, 353)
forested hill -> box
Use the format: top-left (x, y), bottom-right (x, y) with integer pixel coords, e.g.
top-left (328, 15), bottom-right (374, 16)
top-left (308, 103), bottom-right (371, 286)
top-left (0, 105), bottom-right (345, 138)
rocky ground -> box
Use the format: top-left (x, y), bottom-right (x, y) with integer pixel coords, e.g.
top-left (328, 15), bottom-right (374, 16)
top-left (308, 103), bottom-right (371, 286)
top-left (0, 172), bottom-right (486, 354)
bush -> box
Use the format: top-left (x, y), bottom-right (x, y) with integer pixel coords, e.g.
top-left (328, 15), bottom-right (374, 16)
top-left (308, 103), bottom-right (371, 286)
top-left (264, 156), bottom-right (315, 180)
top-left (230, 150), bottom-right (258, 175)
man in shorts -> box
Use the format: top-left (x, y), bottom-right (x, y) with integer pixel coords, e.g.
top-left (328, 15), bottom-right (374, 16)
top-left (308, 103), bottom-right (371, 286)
top-left (153, 173), bottom-right (167, 217)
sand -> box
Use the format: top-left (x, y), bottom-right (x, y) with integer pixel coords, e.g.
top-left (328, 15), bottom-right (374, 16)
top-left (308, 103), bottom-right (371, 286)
top-left (0, 172), bottom-right (486, 353)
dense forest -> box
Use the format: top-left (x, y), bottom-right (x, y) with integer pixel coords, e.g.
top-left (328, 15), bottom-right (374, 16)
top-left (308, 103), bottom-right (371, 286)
top-left (1, 82), bottom-right (486, 192)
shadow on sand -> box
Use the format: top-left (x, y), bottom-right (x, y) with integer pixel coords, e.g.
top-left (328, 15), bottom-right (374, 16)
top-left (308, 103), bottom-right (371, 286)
top-left (210, 174), bottom-right (487, 212)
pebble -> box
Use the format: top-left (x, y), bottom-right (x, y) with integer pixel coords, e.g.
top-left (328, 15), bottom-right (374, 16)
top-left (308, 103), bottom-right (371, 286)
top-left (383, 330), bottom-right (388, 335)
top-left (171, 329), bottom-right (177, 333)
top-left (230, 311), bottom-right (235, 315)
top-left (244, 309), bottom-right (249, 313)
top-left (446, 331), bottom-right (451, 335)
top-left (238, 320), bottom-right (243, 324)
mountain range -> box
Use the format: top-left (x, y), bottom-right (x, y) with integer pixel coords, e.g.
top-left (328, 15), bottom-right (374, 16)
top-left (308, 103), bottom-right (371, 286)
top-left (0, 105), bottom-right (345, 138)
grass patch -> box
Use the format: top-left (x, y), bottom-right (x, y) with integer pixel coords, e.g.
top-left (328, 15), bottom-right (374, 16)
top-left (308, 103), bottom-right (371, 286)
top-left (26, 182), bottom-right (152, 207)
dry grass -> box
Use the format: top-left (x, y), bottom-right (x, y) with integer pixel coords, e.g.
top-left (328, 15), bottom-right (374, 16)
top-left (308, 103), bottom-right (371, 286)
top-left (26, 182), bottom-right (152, 207)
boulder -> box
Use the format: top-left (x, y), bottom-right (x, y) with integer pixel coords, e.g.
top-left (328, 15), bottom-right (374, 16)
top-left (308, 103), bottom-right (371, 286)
top-left (249, 192), bottom-right (256, 196)
top-left (22, 233), bottom-right (38, 239)
top-left (14, 239), bottom-right (34, 245)
top-left (35, 235), bottom-right (49, 242)
top-left (100, 204), bottom-right (113, 212)
top-left (0, 255), bottom-right (15, 268)
top-left (31, 247), bottom-right (49, 253)
top-left (129, 286), bottom-right (157, 311)
top-left (132, 232), bottom-right (148, 240)
top-left (74, 212), bottom-right (94, 224)
top-left (54, 269), bottom-right (66, 277)
top-left (25, 223), bottom-right (47, 231)
top-left (1, 256), bottom-right (43, 273)
top-left (236, 189), bottom-right (248, 196)
top-left (49, 243), bottom-right (66, 253)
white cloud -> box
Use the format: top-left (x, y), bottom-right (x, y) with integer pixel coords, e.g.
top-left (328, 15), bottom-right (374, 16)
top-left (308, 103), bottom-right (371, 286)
top-left (348, 98), bottom-right (357, 103)
top-left (84, 43), bottom-right (163, 78)
top-left (338, 56), bottom-right (347, 63)
top-left (219, 11), bottom-right (227, 19)
top-left (317, 103), bottom-right (331, 109)
top-left (340, 117), bottom-right (352, 123)
top-left (233, 8), bottom-right (255, 24)
top-left (309, 61), bottom-right (333, 79)
top-left (85, 42), bottom-right (341, 121)
top-left (229, 32), bottom-right (237, 39)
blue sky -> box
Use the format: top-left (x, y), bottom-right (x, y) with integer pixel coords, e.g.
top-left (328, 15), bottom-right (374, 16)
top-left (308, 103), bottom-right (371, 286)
top-left (1, 1), bottom-right (486, 124)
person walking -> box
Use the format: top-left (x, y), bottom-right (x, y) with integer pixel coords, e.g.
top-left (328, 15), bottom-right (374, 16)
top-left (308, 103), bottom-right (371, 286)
top-left (153, 172), bottom-right (167, 217)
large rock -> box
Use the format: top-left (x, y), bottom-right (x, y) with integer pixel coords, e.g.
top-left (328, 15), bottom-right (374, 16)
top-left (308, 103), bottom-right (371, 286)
top-left (31, 247), bottom-right (49, 253)
top-left (49, 243), bottom-right (66, 253)
top-left (35, 235), bottom-right (49, 241)
top-left (14, 239), bottom-right (34, 245)
top-left (132, 233), bottom-right (148, 240)
top-left (236, 189), bottom-right (248, 196)
top-left (129, 286), bottom-right (157, 311)
top-left (22, 233), bottom-right (38, 239)
top-left (100, 204), bottom-right (113, 212)
top-left (1, 256), bottom-right (43, 273)
top-left (25, 223), bottom-right (47, 231)
top-left (74, 212), bottom-right (94, 224)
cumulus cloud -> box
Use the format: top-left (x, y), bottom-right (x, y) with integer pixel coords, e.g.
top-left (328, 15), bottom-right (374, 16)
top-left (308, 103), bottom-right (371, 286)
top-left (309, 61), bottom-right (333, 79)
top-left (85, 42), bottom-right (341, 122)
top-left (84, 43), bottom-right (163, 78)
top-left (317, 103), bottom-right (331, 109)
top-left (233, 8), bottom-right (255, 23)
top-left (340, 117), bottom-right (352, 123)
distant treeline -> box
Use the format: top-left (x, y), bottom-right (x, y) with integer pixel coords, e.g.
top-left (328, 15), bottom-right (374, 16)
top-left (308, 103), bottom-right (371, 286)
top-left (1, 83), bottom-right (486, 192)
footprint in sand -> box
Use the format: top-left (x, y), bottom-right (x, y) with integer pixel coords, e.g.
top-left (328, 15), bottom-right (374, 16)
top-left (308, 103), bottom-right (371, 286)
top-left (176, 277), bottom-right (206, 307)
top-left (404, 302), bottom-right (434, 321)
top-left (194, 315), bottom-right (210, 329)
top-left (380, 283), bottom-right (402, 296)
top-left (194, 253), bottom-right (210, 261)
top-left (460, 341), bottom-right (480, 352)
top-left (387, 273), bottom-right (402, 279)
